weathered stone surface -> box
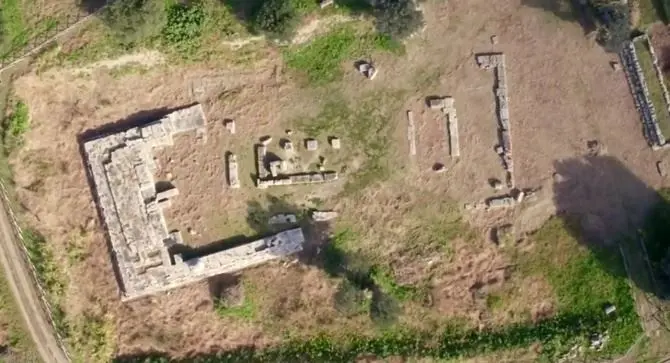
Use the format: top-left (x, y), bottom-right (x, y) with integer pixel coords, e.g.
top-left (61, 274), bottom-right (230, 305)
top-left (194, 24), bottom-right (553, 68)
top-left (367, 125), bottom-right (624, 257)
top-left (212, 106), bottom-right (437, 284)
top-left (330, 137), bottom-right (341, 149)
top-left (227, 153), bottom-right (240, 188)
top-left (311, 210), bottom-right (339, 222)
top-left (657, 160), bottom-right (668, 177)
top-left (268, 214), bottom-right (297, 225)
top-left (224, 119), bottom-right (236, 134)
top-left (305, 139), bottom-right (318, 151)
top-left (84, 104), bottom-right (304, 300)
top-left (486, 196), bottom-right (515, 209)
top-left (407, 110), bottom-right (417, 156)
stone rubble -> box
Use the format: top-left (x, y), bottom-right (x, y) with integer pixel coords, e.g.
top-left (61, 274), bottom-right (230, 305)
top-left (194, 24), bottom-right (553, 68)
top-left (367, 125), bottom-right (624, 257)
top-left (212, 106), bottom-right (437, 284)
top-left (476, 53), bottom-right (515, 187)
top-left (357, 61), bottom-right (377, 80)
top-left (83, 104), bottom-right (304, 300)
top-left (620, 37), bottom-right (667, 148)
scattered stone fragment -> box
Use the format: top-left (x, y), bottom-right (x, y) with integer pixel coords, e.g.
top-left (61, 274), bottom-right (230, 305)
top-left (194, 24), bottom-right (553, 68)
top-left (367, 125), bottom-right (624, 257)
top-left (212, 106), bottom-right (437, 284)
top-left (433, 163), bottom-right (446, 173)
top-left (494, 145), bottom-right (504, 155)
top-left (305, 138), bottom-right (319, 151)
top-left (587, 140), bottom-right (602, 156)
top-left (260, 136), bottom-right (272, 146)
top-left (281, 139), bottom-right (294, 152)
top-left (604, 304), bottom-right (616, 315)
top-left (318, 165), bottom-right (325, 171)
top-left (285, 129), bottom-right (293, 135)
top-left (657, 160), bottom-right (667, 177)
top-left (610, 61), bottom-right (621, 71)
top-left (312, 210), bottom-right (339, 222)
top-left (490, 35), bottom-right (498, 45)
top-left (553, 172), bottom-right (566, 183)
top-left (187, 227), bottom-right (197, 236)
top-left (166, 172), bottom-right (173, 181)
top-left (357, 61), bottom-right (377, 79)
top-left (224, 119), bottom-right (236, 134)
top-left (269, 160), bottom-right (285, 178)
top-left (268, 214), bottom-right (297, 225)
top-left (320, 0), bottom-right (334, 8)
top-left (330, 137), bottom-right (341, 149)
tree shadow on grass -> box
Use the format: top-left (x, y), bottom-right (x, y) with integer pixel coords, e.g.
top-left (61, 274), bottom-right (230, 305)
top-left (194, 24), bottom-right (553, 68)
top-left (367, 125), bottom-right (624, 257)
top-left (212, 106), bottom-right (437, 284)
top-left (552, 155), bottom-right (670, 298)
top-left (521, 0), bottom-right (597, 34)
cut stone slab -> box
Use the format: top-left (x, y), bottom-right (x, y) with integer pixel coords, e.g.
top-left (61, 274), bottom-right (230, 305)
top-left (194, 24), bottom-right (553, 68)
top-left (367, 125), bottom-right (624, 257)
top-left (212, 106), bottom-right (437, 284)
top-left (312, 210), bottom-right (339, 222)
top-left (224, 119), bottom-right (236, 134)
top-left (657, 160), bottom-right (667, 177)
top-left (330, 137), bottom-right (341, 149)
top-left (305, 139), bottom-right (318, 151)
top-left (268, 214), bottom-right (297, 225)
top-left (227, 153), bottom-right (240, 188)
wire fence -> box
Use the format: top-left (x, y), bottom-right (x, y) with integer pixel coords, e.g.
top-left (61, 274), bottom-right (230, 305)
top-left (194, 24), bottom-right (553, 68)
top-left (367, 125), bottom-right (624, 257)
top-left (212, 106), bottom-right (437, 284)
top-left (0, 6), bottom-right (107, 72)
top-left (0, 180), bottom-right (71, 362)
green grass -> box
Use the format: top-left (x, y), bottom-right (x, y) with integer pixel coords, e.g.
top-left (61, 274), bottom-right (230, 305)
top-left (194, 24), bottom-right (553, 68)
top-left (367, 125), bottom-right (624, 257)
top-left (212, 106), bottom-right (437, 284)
top-left (519, 217), bottom-right (642, 356)
top-left (0, 0), bottom-right (28, 61)
top-left (295, 91), bottom-right (405, 193)
top-left (214, 288), bottom-right (257, 321)
top-left (283, 26), bottom-right (403, 85)
top-left (2, 100), bottom-right (29, 141)
top-left (638, 0), bottom-right (664, 28)
top-left (0, 269), bottom-right (37, 359)
top-left (634, 40), bottom-right (670, 138)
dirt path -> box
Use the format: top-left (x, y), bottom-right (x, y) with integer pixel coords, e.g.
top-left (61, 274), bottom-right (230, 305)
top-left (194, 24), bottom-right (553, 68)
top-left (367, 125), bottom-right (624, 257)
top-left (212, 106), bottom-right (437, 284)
top-left (0, 194), bottom-right (68, 362)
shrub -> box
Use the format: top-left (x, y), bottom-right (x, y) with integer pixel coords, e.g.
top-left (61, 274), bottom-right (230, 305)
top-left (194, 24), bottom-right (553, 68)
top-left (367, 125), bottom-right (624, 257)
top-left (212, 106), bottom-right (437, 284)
top-left (162, 2), bottom-right (205, 49)
top-left (373, 0), bottom-right (424, 40)
top-left (102, 0), bottom-right (167, 46)
top-left (2, 100), bottom-right (29, 151)
top-left (592, 3), bottom-right (630, 52)
top-left (333, 279), bottom-right (370, 316)
top-left (253, 0), bottom-right (300, 39)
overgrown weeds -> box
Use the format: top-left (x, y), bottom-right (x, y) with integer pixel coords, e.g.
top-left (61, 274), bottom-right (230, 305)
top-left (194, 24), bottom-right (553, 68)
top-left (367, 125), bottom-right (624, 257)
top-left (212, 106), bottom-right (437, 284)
top-left (1, 99), bottom-right (29, 152)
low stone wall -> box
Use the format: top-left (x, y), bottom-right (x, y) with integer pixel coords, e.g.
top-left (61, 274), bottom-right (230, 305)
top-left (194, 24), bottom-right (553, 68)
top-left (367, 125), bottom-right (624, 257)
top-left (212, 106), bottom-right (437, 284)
top-left (621, 37), bottom-right (667, 148)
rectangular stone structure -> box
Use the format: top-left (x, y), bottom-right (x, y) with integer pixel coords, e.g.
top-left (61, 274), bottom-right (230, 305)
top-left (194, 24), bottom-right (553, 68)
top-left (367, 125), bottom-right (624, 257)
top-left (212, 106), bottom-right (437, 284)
top-left (83, 104), bottom-right (304, 300)
top-left (227, 153), bottom-right (240, 188)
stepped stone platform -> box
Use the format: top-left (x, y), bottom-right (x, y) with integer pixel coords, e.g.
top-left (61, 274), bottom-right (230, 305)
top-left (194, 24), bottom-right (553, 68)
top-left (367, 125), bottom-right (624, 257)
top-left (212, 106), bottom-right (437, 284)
top-left (83, 104), bottom-right (304, 300)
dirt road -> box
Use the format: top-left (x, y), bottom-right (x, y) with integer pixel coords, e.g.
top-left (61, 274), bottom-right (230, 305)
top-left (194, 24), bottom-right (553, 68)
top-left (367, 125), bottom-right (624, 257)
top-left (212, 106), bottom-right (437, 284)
top-left (0, 196), bottom-right (69, 363)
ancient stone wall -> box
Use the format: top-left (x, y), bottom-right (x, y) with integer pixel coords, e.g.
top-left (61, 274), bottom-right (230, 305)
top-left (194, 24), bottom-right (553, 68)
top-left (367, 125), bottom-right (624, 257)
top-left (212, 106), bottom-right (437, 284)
top-left (621, 38), bottom-right (667, 148)
top-left (84, 104), bottom-right (304, 300)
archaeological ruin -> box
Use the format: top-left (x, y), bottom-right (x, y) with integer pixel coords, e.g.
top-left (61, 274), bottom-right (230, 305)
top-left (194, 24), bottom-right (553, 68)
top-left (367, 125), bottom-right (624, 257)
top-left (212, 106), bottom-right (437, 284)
top-left (83, 104), bottom-right (305, 300)
top-left (476, 53), bottom-right (514, 187)
top-left (621, 37), bottom-right (668, 149)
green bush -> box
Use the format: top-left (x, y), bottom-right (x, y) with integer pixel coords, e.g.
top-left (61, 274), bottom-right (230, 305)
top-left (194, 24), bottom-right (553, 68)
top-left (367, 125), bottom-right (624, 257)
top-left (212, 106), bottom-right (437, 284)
top-left (102, 0), bottom-right (167, 46)
top-left (373, 0), bottom-right (424, 40)
top-left (333, 279), bottom-right (370, 316)
top-left (253, 0), bottom-right (300, 39)
top-left (162, 2), bottom-right (205, 49)
top-left (592, 2), bottom-right (630, 52)
top-left (3, 100), bottom-right (29, 140)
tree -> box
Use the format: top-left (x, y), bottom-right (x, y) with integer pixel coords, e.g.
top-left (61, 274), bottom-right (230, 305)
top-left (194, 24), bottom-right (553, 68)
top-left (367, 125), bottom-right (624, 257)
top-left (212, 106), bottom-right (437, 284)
top-left (101, 0), bottom-right (167, 46)
top-left (373, 0), bottom-right (424, 40)
top-left (253, 0), bottom-right (300, 39)
top-left (592, 2), bottom-right (630, 52)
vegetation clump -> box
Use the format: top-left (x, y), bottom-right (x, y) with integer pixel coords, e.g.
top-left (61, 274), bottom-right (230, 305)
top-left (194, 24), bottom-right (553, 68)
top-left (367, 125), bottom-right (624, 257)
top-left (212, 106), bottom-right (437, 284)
top-left (373, 0), bottom-right (424, 40)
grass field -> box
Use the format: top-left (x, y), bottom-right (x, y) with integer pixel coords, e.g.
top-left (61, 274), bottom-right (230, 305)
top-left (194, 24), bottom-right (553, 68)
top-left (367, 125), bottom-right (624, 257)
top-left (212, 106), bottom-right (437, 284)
top-left (634, 39), bottom-right (670, 138)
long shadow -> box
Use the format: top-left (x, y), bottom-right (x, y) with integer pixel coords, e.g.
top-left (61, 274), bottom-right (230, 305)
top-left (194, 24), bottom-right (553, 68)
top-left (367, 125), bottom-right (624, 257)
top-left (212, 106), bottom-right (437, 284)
top-left (521, 0), bottom-right (597, 34)
top-left (552, 155), bottom-right (670, 298)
